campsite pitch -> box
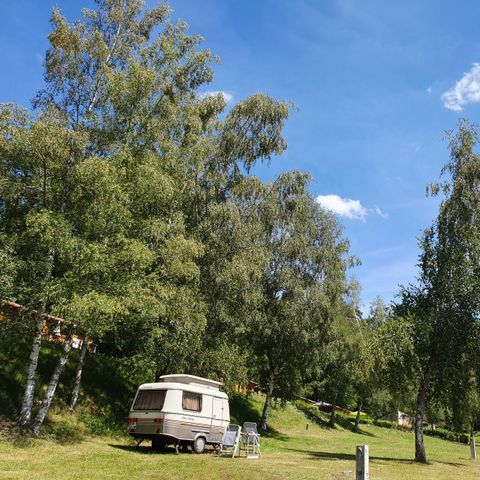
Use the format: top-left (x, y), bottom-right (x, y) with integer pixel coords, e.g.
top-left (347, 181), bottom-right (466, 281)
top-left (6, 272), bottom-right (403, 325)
top-left (1, 404), bottom-right (479, 480)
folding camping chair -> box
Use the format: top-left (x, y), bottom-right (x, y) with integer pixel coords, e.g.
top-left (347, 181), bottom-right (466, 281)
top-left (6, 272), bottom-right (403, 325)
top-left (218, 424), bottom-right (242, 458)
top-left (242, 422), bottom-right (261, 459)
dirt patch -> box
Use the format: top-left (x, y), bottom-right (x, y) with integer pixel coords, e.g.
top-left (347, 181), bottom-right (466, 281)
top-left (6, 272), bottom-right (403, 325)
top-left (0, 416), bottom-right (18, 439)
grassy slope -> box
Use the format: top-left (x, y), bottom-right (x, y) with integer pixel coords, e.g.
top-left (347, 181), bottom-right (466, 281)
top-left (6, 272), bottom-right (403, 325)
top-left (0, 335), bottom-right (149, 434)
top-left (1, 395), bottom-right (479, 480)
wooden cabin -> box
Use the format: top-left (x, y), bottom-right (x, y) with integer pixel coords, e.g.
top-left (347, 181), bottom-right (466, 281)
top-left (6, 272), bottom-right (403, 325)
top-left (0, 299), bottom-right (94, 352)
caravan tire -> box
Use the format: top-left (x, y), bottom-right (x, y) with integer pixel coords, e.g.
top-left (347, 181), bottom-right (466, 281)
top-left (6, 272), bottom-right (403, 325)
top-left (193, 436), bottom-right (206, 454)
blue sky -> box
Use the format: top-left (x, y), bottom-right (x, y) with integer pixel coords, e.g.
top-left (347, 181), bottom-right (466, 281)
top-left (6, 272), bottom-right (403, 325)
top-left (1, 0), bottom-right (479, 313)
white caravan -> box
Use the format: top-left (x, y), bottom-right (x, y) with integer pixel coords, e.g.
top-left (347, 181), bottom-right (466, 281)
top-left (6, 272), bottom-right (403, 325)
top-left (128, 374), bottom-right (230, 453)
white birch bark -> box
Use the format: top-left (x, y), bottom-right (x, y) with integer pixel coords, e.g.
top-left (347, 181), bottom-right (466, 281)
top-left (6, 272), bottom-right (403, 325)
top-left (69, 332), bottom-right (89, 411)
top-left (31, 329), bottom-right (74, 435)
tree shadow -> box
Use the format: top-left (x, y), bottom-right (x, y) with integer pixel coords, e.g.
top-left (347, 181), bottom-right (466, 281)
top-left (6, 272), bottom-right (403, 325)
top-left (347, 428), bottom-right (376, 438)
top-left (229, 393), bottom-right (288, 441)
top-left (286, 448), bottom-right (464, 467)
top-left (333, 415), bottom-right (377, 438)
top-left (293, 402), bottom-right (377, 438)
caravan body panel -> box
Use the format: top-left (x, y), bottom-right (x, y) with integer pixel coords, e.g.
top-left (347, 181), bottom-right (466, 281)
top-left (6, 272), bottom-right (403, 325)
top-left (128, 375), bottom-right (230, 446)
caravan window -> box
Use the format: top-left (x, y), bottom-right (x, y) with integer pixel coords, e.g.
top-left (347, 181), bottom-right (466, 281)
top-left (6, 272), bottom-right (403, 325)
top-left (182, 391), bottom-right (202, 412)
top-left (133, 389), bottom-right (166, 411)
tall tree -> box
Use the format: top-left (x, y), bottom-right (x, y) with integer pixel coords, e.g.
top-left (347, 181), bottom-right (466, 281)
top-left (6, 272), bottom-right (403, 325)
top-left (1, 0), bottom-right (214, 431)
top-left (244, 171), bottom-right (351, 431)
top-left (351, 296), bottom-right (391, 431)
top-left (0, 105), bottom-right (85, 429)
top-left (399, 119), bottom-right (480, 463)
top-left (1, 0), bottom-right (299, 434)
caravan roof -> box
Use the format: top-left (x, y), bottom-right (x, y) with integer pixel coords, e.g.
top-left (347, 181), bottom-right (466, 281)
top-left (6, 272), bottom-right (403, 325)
top-left (137, 374), bottom-right (227, 398)
top-left (158, 374), bottom-right (223, 390)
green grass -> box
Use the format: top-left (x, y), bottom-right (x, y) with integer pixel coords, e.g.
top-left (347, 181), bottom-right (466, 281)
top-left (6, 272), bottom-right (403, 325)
top-left (1, 395), bottom-right (479, 480)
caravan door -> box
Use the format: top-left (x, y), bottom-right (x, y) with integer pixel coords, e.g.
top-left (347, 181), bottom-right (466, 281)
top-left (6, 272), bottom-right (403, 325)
top-left (210, 397), bottom-right (225, 443)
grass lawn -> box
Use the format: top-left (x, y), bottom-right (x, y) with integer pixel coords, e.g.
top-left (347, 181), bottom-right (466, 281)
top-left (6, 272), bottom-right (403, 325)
top-left (1, 398), bottom-right (479, 480)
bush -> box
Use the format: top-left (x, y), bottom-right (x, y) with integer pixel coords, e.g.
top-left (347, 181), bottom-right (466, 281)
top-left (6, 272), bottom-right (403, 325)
top-left (77, 408), bottom-right (125, 436)
top-left (423, 427), bottom-right (469, 444)
top-left (39, 410), bottom-right (87, 444)
top-left (372, 419), bottom-right (411, 432)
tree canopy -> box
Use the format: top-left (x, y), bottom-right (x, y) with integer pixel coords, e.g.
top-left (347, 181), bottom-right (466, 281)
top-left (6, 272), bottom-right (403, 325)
top-left (0, 0), bottom-right (353, 435)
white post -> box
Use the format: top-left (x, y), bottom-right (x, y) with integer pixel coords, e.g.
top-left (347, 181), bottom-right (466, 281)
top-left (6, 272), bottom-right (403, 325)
top-left (356, 445), bottom-right (369, 480)
top-left (470, 436), bottom-right (476, 462)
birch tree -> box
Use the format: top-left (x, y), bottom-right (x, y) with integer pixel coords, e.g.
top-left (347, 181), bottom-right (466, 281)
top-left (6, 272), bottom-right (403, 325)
top-left (248, 172), bottom-right (351, 431)
top-left (399, 120), bottom-right (480, 463)
top-left (0, 106), bottom-right (85, 429)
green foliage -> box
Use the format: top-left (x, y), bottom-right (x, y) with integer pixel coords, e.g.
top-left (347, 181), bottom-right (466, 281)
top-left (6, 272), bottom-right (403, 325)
top-left (242, 173), bottom-right (352, 416)
top-left (374, 314), bottom-right (418, 408)
top-left (0, 238), bottom-right (16, 299)
top-left (391, 119), bottom-right (480, 462)
top-left (371, 419), bottom-right (411, 432)
top-left (42, 412), bottom-right (87, 444)
top-left (229, 393), bottom-right (262, 426)
top-left (1, 0), bottom-right (356, 436)
top-left (219, 94), bottom-right (292, 171)
top-left (424, 427), bottom-right (470, 444)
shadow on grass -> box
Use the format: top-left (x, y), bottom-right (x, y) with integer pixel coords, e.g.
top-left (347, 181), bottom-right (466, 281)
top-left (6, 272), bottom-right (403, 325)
top-left (340, 423), bottom-right (378, 437)
top-left (230, 394), bottom-right (288, 441)
top-left (286, 448), bottom-right (464, 467)
top-left (108, 443), bottom-right (217, 455)
top-left (293, 401), bottom-right (377, 438)
top-left (351, 428), bottom-right (376, 438)
top-left (0, 416), bottom-right (85, 447)
top-left (334, 416), bottom-right (377, 438)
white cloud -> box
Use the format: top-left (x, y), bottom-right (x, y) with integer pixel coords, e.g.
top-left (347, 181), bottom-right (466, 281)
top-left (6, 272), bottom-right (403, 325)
top-left (199, 90), bottom-right (233, 103)
top-left (374, 205), bottom-right (388, 219)
top-left (315, 194), bottom-right (368, 220)
top-left (315, 195), bottom-right (388, 221)
top-left (426, 86), bottom-right (432, 94)
top-left (441, 63), bottom-right (480, 111)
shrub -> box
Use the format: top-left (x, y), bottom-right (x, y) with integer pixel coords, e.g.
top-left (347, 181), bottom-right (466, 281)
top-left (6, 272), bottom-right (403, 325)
top-left (372, 419), bottom-right (411, 432)
top-left (423, 427), bottom-right (469, 444)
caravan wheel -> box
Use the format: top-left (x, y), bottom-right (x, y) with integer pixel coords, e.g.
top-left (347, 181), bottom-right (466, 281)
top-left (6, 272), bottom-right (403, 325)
top-left (193, 436), bottom-right (206, 454)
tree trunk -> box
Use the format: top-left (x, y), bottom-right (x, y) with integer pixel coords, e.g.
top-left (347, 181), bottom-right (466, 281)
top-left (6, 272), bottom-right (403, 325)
top-left (31, 330), bottom-right (75, 436)
top-left (18, 249), bottom-right (55, 430)
top-left (354, 396), bottom-right (363, 432)
top-left (18, 314), bottom-right (45, 430)
top-left (69, 332), bottom-right (89, 412)
top-left (414, 366), bottom-right (432, 463)
top-left (259, 371), bottom-right (276, 432)
top-left (329, 404), bottom-right (337, 428)
top-left (470, 433), bottom-right (476, 462)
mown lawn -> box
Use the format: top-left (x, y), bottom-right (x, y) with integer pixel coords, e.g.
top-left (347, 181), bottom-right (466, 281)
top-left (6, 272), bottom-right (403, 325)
top-left (1, 400), bottom-right (479, 480)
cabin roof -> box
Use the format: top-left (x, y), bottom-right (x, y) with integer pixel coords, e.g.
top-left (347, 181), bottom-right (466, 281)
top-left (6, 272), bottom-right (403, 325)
top-left (1, 299), bottom-right (64, 323)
